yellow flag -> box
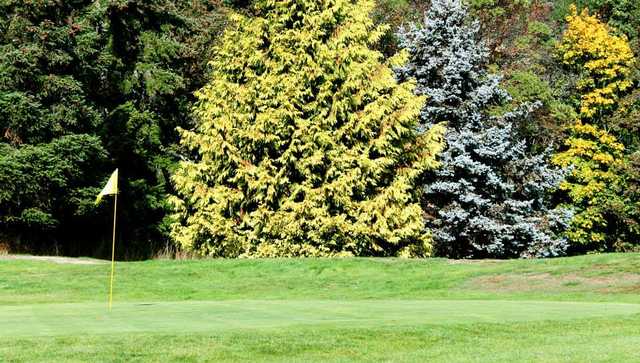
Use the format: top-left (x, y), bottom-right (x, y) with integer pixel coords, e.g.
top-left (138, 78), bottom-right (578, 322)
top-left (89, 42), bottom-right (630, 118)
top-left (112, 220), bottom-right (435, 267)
top-left (95, 169), bottom-right (118, 204)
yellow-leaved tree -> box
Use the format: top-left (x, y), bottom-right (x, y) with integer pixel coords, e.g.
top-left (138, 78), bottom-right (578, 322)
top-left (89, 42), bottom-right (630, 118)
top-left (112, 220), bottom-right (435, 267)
top-left (558, 5), bottom-right (635, 119)
top-left (169, 0), bottom-right (445, 257)
top-left (553, 122), bottom-right (625, 249)
top-left (553, 4), bottom-right (638, 252)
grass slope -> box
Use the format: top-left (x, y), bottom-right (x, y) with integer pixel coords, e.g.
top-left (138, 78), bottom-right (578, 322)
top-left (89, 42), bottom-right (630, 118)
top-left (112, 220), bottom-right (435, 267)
top-left (1, 253), bottom-right (639, 362)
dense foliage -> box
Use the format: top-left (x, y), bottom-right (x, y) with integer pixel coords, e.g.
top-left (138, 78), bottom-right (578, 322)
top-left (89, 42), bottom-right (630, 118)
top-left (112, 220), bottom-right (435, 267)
top-left (552, 5), bottom-right (640, 252)
top-left (574, 0), bottom-right (640, 43)
top-left (396, 0), bottom-right (568, 259)
top-left (170, 0), bottom-right (446, 257)
top-left (0, 1), bottom-right (224, 257)
top-left (558, 5), bottom-right (635, 119)
top-left (553, 122), bottom-right (626, 251)
top-left (1, 0), bottom-right (640, 258)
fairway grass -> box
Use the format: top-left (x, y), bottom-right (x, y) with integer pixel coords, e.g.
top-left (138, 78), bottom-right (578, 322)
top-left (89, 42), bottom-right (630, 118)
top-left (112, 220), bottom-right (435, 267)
top-left (1, 253), bottom-right (639, 362)
top-left (4, 300), bottom-right (640, 337)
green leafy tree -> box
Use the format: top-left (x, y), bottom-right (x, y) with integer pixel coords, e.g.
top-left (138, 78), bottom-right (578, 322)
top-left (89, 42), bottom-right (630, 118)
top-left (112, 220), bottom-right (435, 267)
top-left (608, 87), bottom-right (640, 150)
top-left (0, 1), bottom-right (225, 257)
top-left (0, 136), bottom-right (107, 253)
top-left (469, 0), bottom-right (535, 59)
top-left (170, 0), bottom-right (446, 258)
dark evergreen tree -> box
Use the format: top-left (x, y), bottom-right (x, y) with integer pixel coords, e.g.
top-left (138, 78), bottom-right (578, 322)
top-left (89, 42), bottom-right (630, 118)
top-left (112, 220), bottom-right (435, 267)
top-left (397, 0), bottom-right (570, 258)
top-left (0, 1), bottom-right (225, 257)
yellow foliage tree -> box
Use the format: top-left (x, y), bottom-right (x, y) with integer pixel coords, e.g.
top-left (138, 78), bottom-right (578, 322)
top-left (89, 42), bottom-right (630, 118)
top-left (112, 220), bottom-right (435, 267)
top-left (557, 5), bottom-right (635, 119)
top-left (553, 121), bottom-right (625, 248)
top-left (169, 0), bottom-right (445, 257)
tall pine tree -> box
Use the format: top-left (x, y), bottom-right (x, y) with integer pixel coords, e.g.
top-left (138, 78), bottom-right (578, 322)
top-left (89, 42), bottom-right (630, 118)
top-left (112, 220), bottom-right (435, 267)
top-left (397, 0), bottom-right (569, 258)
top-left (170, 0), bottom-right (446, 257)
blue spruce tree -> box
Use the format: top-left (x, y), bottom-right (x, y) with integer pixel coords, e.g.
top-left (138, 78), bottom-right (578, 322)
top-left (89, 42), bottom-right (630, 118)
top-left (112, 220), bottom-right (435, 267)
top-left (397, 0), bottom-right (570, 258)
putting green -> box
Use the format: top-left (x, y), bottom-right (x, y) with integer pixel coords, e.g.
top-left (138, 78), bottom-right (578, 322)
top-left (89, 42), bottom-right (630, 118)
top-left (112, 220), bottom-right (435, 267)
top-left (3, 300), bottom-right (640, 337)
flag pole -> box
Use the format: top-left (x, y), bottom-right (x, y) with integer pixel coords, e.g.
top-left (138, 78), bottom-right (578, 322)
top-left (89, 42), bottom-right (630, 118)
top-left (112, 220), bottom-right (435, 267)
top-left (108, 192), bottom-right (117, 312)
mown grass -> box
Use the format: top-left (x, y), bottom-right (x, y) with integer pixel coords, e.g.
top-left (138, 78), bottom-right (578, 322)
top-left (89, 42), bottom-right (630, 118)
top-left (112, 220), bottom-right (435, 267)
top-left (1, 253), bottom-right (639, 362)
top-left (2, 253), bottom-right (640, 304)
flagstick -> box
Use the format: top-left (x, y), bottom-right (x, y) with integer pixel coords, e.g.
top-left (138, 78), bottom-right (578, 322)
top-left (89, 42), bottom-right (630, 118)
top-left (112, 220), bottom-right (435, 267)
top-left (108, 193), bottom-right (118, 312)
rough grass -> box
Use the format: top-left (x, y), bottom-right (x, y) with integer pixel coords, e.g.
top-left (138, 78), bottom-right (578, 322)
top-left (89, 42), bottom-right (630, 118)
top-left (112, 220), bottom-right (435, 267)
top-left (1, 253), bottom-right (639, 362)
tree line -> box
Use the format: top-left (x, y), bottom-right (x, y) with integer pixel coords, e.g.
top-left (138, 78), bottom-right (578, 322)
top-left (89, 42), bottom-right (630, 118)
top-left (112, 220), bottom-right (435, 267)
top-left (1, 0), bottom-right (639, 259)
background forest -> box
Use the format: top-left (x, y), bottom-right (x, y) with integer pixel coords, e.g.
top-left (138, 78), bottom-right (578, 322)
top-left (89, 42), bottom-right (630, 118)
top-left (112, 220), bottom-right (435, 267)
top-left (1, 0), bottom-right (639, 259)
